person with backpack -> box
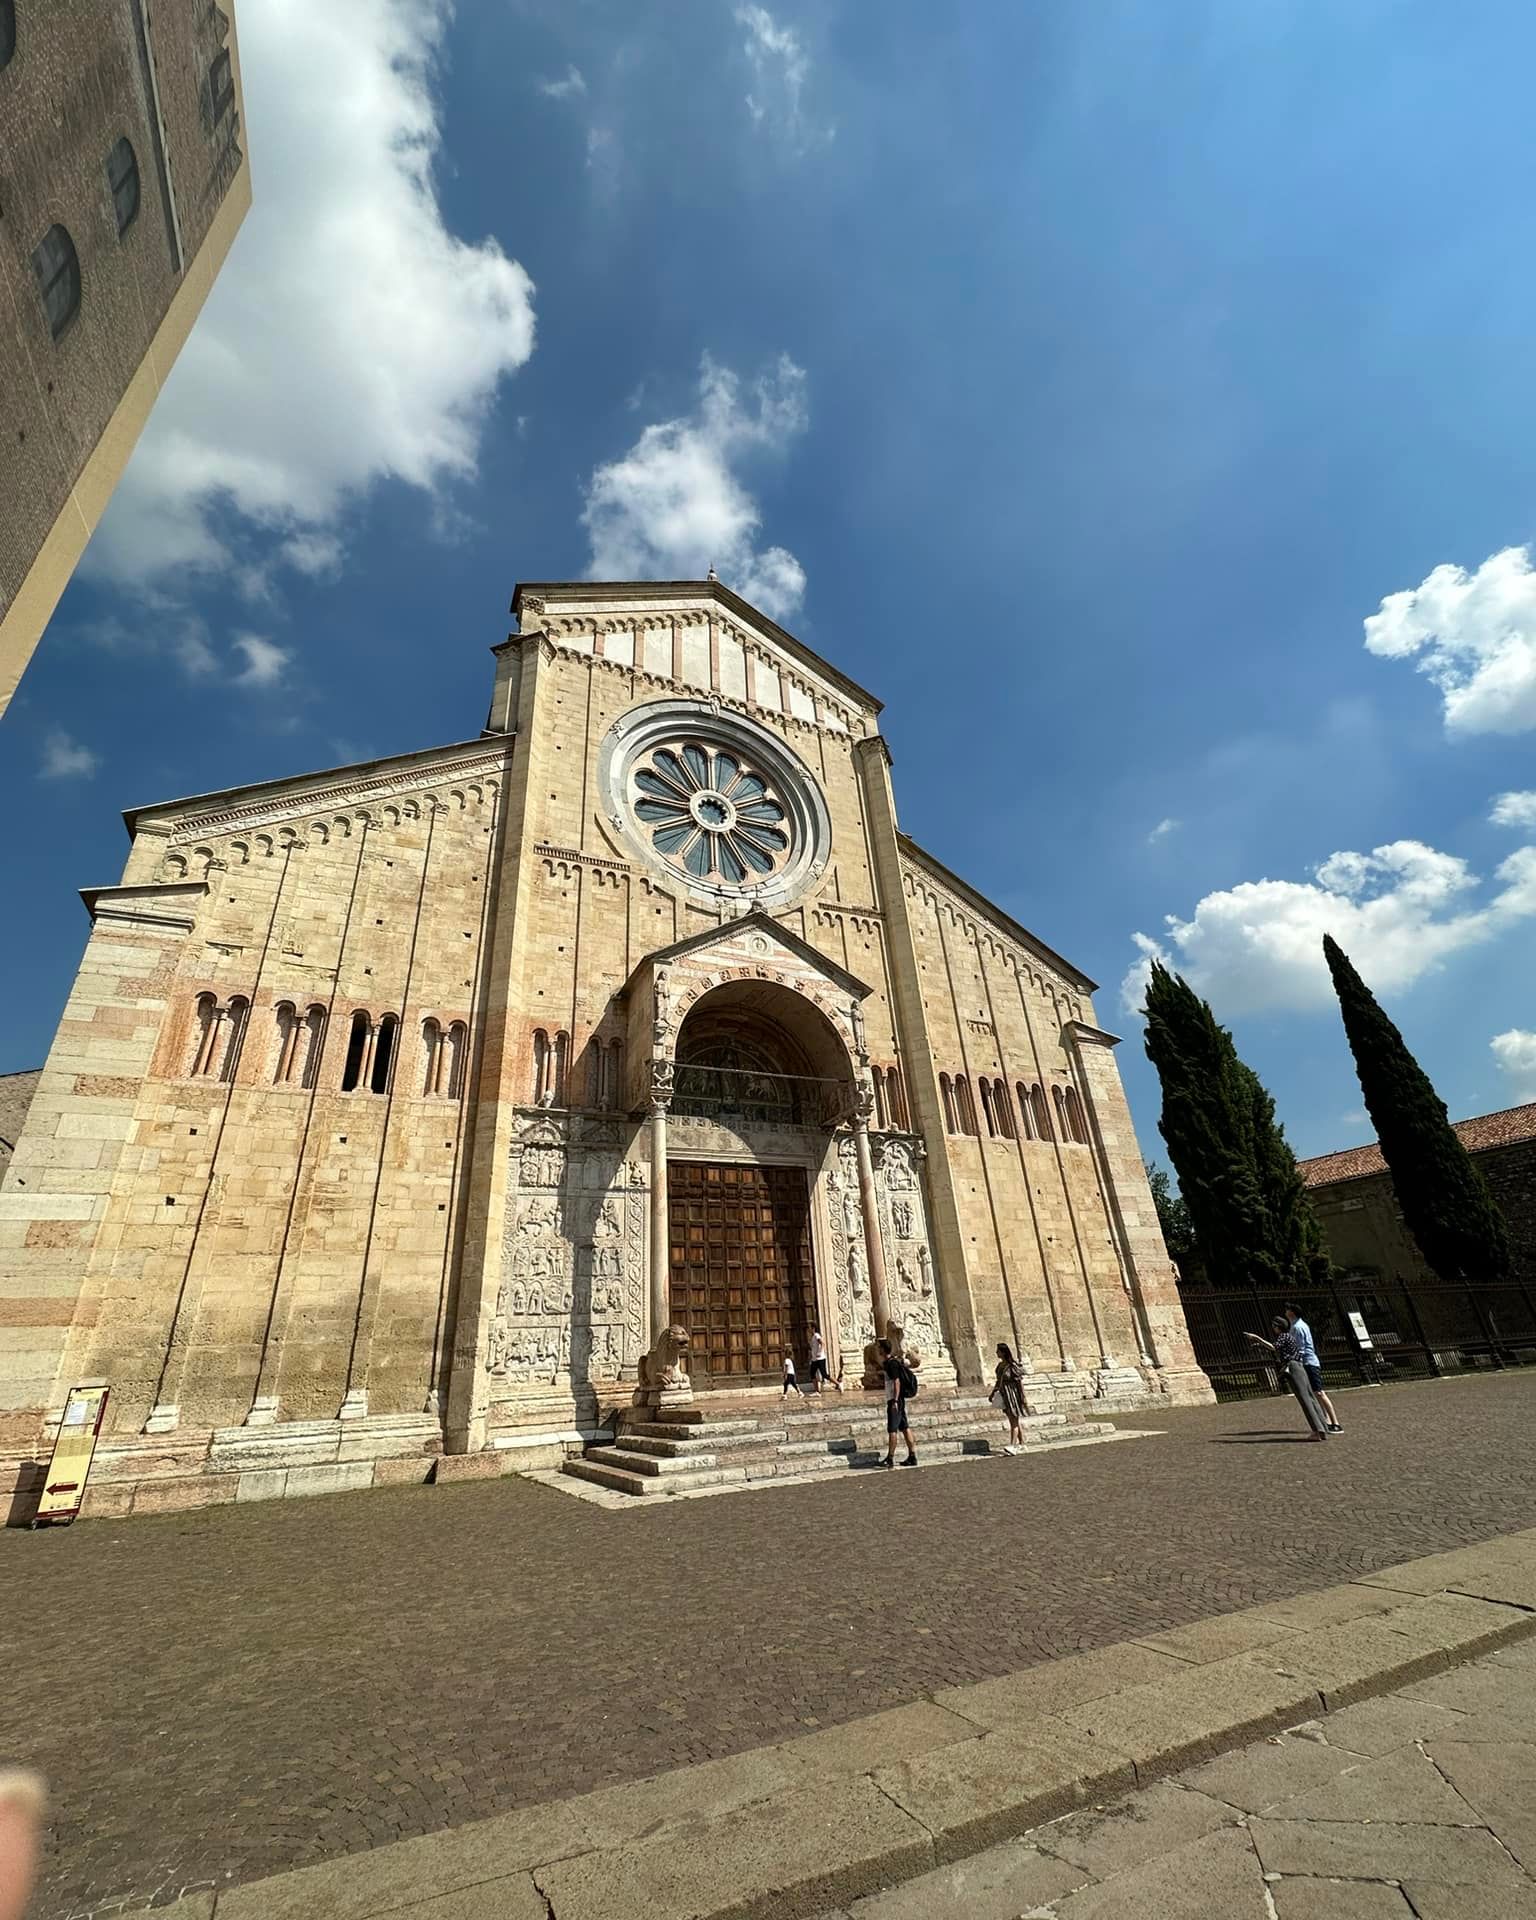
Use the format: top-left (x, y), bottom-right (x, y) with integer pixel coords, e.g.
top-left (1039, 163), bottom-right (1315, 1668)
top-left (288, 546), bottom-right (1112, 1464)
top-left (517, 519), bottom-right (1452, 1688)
top-left (878, 1336), bottom-right (919, 1469)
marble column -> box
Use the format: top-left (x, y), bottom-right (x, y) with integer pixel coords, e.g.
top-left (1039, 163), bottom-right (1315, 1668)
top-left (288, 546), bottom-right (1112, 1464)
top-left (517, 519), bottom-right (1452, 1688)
top-left (648, 1088), bottom-right (670, 1349)
top-left (852, 1086), bottom-right (893, 1348)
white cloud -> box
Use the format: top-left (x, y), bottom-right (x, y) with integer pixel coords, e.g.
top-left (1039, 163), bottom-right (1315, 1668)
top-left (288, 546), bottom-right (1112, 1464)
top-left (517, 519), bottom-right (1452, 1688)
top-left (1492, 1029), bottom-right (1536, 1101)
top-left (736, 4), bottom-right (829, 147)
top-left (1491, 791), bottom-right (1536, 830)
top-left (1364, 545), bottom-right (1536, 735)
top-left (538, 65), bottom-right (586, 100)
top-left (233, 634), bottom-right (292, 688)
top-left (39, 730), bottom-right (99, 780)
top-left (1340, 1109), bottom-right (1370, 1130)
top-left (1124, 833), bottom-right (1536, 1016)
top-left (85, 0), bottom-right (535, 597)
top-left (581, 353), bottom-right (809, 620)
top-left (1147, 817), bottom-right (1180, 844)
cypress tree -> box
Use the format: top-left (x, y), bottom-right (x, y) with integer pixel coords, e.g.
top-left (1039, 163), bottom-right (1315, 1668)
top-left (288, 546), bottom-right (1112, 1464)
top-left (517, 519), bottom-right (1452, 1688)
top-left (1322, 934), bottom-right (1510, 1282)
top-left (1142, 961), bottom-right (1321, 1288)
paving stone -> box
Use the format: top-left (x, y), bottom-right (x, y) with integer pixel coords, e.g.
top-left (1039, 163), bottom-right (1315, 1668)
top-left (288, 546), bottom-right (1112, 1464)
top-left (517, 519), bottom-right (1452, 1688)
top-left (380, 1876), bottom-right (548, 1919)
top-left (1402, 1884), bottom-right (1536, 1918)
top-left (774, 1703), bottom-right (980, 1785)
top-left (1237, 1586), bottom-right (1402, 1632)
top-left (1319, 1693), bottom-right (1473, 1757)
top-left (874, 1719), bottom-right (1135, 1862)
top-left (1254, 1595), bottom-right (1533, 1710)
top-left (1174, 1734), bottom-right (1361, 1815)
top-left (1399, 1658), bottom-right (1536, 1738)
top-left (1264, 1746), bottom-right (1482, 1826)
top-left (1131, 1611), bottom-right (1297, 1665)
top-left (1057, 1654), bottom-right (1321, 1777)
top-left (1356, 1542), bottom-right (1532, 1597)
top-left (1249, 1817), bottom-right (1531, 1888)
top-left (1039, 1780), bottom-right (1236, 1875)
top-left (531, 1776), bottom-right (933, 1920)
top-left (845, 1839), bottom-right (1088, 1918)
top-left (1271, 1881), bottom-right (1414, 1918)
top-left (1052, 1825), bottom-right (1271, 1919)
top-left (933, 1643), bottom-right (1183, 1732)
top-left (1426, 1739), bottom-right (1536, 1872)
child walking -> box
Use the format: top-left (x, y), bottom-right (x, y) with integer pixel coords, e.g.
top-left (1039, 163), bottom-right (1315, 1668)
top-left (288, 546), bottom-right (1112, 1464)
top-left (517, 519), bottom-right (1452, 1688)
top-left (781, 1350), bottom-right (805, 1398)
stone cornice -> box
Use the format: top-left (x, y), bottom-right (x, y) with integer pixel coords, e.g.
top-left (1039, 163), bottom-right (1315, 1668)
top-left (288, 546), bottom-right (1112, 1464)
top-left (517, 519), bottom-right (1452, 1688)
top-left (138, 744), bottom-right (509, 845)
top-left (81, 881), bottom-right (207, 932)
top-left (898, 833), bottom-right (1097, 996)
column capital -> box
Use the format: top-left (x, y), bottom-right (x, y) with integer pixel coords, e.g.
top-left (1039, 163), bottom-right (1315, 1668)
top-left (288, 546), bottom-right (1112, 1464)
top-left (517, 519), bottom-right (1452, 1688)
top-left (648, 1056), bottom-right (675, 1111)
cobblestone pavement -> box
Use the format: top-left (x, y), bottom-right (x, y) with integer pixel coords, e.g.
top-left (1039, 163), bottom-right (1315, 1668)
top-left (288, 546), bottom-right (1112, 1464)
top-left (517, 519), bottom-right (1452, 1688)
top-left (5, 1372), bottom-right (1536, 1917)
top-left (823, 1640), bottom-right (1536, 1917)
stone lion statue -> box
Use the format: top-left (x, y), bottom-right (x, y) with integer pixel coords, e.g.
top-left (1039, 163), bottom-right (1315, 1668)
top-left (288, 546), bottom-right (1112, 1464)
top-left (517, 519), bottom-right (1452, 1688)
top-left (639, 1323), bottom-right (690, 1389)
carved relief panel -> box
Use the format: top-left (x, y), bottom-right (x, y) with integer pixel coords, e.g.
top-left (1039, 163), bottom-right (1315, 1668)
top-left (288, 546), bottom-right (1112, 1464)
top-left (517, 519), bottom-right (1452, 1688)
top-left (488, 1115), bottom-right (647, 1391)
top-left (875, 1134), bottom-right (950, 1365)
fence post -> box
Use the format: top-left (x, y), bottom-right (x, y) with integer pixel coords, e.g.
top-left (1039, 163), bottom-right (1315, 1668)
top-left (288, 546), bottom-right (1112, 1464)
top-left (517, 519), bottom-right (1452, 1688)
top-left (1398, 1282), bottom-right (1440, 1378)
top-left (1465, 1285), bottom-right (1506, 1369)
top-left (1325, 1268), bottom-right (1371, 1385)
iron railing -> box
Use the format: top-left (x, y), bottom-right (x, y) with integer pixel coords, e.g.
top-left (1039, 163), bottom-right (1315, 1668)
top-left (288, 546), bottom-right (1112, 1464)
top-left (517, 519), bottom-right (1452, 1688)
top-left (1179, 1274), bottom-right (1536, 1402)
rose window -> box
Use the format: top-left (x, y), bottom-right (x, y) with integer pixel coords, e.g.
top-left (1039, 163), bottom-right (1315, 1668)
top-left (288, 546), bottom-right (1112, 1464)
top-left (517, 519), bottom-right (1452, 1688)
top-left (632, 742), bottom-right (790, 883)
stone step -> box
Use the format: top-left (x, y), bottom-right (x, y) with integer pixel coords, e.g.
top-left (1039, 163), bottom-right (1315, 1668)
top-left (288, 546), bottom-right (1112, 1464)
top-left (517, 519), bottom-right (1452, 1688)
top-left (560, 1458), bottom-right (745, 1497)
top-left (620, 1430), bottom-right (791, 1459)
top-left (581, 1446), bottom-right (718, 1477)
top-left (624, 1418), bottom-right (767, 1441)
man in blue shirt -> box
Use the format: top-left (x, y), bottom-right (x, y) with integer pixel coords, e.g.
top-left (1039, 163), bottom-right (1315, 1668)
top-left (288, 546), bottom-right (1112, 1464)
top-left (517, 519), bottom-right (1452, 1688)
top-left (1285, 1304), bottom-right (1342, 1432)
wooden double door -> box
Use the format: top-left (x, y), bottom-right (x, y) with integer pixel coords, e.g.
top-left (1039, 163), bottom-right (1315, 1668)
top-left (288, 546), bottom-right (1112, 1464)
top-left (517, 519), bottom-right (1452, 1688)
top-left (668, 1160), bottom-right (818, 1385)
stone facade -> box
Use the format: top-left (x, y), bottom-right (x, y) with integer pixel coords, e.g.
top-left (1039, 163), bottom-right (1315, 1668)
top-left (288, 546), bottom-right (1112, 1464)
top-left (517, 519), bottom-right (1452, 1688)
top-left (0, 0), bottom-right (251, 714)
top-left (0, 579), bottom-right (1210, 1518)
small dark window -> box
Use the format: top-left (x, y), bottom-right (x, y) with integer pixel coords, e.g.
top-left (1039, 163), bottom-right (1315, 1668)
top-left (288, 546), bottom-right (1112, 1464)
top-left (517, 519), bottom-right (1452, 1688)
top-left (341, 1010), bottom-right (369, 1092)
top-left (0, 0), bottom-right (16, 70)
top-left (209, 46), bottom-right (234, 122)
top-left (32, 226), bottom-right (80, 341)
top-left (370, 1014), bottom-right (398, 1094)
top-left (107, 137), bottom-right (140, 235)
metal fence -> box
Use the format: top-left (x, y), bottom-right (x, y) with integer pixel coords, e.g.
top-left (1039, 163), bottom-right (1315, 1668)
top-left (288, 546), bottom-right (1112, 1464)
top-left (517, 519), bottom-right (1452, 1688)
top-left (1179, 1274), bottom-right (1536, 1402)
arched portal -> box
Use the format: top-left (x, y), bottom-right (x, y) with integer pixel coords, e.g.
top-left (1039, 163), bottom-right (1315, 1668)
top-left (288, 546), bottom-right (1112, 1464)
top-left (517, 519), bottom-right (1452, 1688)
top-left (665, 980), bottom-right (857, 1389)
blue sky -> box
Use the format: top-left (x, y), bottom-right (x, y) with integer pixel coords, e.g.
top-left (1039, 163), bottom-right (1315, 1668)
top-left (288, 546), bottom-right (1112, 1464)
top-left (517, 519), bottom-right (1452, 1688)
top-left (6, 0), bottom-right (1536, 1165)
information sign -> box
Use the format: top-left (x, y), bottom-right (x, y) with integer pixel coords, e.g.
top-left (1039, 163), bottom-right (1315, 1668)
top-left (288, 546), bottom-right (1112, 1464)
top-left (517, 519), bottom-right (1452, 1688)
top-left (33, 1384), bottom-right (110, 1526)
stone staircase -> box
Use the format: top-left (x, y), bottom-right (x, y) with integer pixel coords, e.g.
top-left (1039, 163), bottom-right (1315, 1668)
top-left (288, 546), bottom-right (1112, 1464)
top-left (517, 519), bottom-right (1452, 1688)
top-left (558, 1390), bottom-right (1129, 1499)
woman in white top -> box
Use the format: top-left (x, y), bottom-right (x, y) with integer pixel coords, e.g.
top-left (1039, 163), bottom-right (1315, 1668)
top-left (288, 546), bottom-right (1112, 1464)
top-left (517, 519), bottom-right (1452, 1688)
top-left (807, 1328), bottom-right (842, 1393)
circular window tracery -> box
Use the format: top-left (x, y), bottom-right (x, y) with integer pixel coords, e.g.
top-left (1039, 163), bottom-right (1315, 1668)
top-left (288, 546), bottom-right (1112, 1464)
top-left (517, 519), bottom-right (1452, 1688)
top-left (633, 742), bottom-right (790, 883)
top-left (599, 698), bottom-right (832, 908)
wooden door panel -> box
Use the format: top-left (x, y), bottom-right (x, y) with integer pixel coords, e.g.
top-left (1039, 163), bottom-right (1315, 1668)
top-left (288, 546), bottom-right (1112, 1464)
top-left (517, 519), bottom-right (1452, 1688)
top-left (668, 1160), bottom-right (817, 1383)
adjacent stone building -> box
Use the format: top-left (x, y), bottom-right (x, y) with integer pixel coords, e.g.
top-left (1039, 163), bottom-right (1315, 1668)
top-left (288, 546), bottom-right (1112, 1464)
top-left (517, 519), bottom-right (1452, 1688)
top-left (1300, 1102), bottom-right (1536, 1304)
top-left (0, 580), bottom-right (1210, 1517)
top-left (0, 0), bottom-right (250, 714)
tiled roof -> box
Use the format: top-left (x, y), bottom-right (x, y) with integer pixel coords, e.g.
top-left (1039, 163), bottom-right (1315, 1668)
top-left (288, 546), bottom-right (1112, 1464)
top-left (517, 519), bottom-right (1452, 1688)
top-left (1299, 1101), bottom-right (1536, 1189)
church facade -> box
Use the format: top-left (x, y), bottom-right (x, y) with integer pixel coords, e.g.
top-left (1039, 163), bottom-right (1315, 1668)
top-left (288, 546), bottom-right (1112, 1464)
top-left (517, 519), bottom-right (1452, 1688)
top-left (0, 580), bottom-right (1210, 1518)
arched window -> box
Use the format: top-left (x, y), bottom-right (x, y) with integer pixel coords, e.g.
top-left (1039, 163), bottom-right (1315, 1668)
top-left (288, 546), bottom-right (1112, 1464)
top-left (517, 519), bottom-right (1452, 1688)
top-left (991, 1078), bottom-right (1016, 1140)
top-left (421, 1018), bottom-right (442, 1096)
top-left (939, 1073), bottom-right (956, 1134)
top-left (979, 1079), bottom-right (997, 1138)
top-left (1052, 1085), bottom-right (1070, 1142)
top-left (1030, 1083), bottom-right (1053, 1141)
top-left (219, 997), bottom-right (249, 1082)
top-left (445, 1022), bottom-right (468, 1099)
top-left (106, 136), bottom-right (139, 235)
top-left (0, 1), bottom-right (16, 70)
top-left (531, 1029), bottom-right (550, 1104)
top-left (189, 993), bottom-right (218, 1076)
top-left (341, 1010), bottom-right (370, 1093)
top-left (593, 1037), bottom-right (622, 1111)
top-left (955, 1076), bottom-right (978, 1137)
top-left (299, 1006), bottom-right (325, 1088)
top-left (1016, 1082), bottom-right (1035, 1141)
top-left (273, 1002), bottom-right (298, 1083)
top-left (371, 1014), bottom-right (398, 1094)
top-left (887, 1067), bottom-right (909, 1131)
top-left (871, 1067), bottom-right (889, 1131)
top-left (32, 225), bottom-right (80, 340)
top-left (551, 1030), bottom-right (569, 1107)
top-left (1065, 1086), bottom-right (1089, 1146)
